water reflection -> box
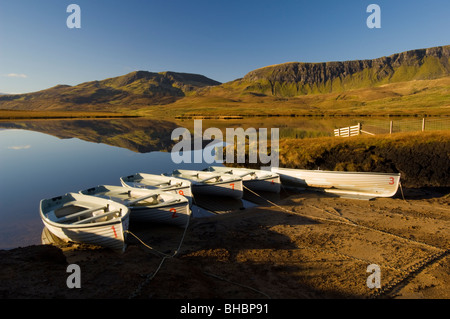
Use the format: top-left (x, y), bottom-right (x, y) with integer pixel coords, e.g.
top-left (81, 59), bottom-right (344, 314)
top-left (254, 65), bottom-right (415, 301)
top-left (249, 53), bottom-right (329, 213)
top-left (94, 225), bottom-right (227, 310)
top-left (0, 128), bottom-right (214, 249)
top-left (0, 118), bottom-right (179, 153)
top-left (0, 116), bottom-right (353, 155)
top-left (0, 116), bottom-right (363, 249)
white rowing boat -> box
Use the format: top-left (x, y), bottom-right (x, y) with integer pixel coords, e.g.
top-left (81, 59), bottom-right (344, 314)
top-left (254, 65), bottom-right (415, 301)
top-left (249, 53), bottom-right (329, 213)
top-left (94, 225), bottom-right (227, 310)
top-left (165, 169), bottom-right (244, 199)
top-left (80, 185), bottom-right (190, 227)
top-left (40, 193), bottom-right (130, 252)
top-left (120, 173), bottom-right (193, 206)
top-left (204, 166), bottom-right (281, 193)
top-left (271, 167), bottom-right (401, 199)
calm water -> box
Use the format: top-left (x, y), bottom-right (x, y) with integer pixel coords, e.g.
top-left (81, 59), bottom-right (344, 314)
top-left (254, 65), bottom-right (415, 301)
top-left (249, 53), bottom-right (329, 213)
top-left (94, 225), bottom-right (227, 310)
top-left (0, 125), bottom-right (218, 249)
top-left (0, 116), bottom-right (401, 249)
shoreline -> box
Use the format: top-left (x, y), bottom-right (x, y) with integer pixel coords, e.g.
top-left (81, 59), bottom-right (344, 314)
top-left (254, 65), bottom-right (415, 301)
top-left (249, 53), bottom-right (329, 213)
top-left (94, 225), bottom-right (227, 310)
top-left (0, 110), bottom-right (139, 120)
top-left (1, 187), bottom-right (449, 299)
top-left (1, 185), bottom-right (449, 252)
top-left (0, 110), bottom-right (450, 121)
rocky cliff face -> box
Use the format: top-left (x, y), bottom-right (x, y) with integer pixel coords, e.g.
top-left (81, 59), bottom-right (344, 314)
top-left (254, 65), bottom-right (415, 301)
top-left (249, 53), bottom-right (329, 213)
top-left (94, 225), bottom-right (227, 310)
top-left (242, 45), bottom-right (450, 96)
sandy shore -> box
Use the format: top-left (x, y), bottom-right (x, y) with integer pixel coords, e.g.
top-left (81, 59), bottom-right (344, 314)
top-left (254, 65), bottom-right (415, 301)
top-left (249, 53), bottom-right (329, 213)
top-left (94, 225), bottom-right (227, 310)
top-left (1, 187), bottom-right (449, 299)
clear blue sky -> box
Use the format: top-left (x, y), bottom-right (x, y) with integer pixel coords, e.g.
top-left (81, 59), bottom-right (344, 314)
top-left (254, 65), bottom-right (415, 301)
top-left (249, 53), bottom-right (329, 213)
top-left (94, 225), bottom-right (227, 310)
top-left (1, 0), bottom-right (449, 94)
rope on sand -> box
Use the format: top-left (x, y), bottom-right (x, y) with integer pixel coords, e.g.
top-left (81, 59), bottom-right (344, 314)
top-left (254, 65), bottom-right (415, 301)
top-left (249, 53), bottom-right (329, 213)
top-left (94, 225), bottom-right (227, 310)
top-left (242, 185), bottom-right (449, 298)
top-left (244, 185), bottom-right (445, 251)
top-left (203, 271), bottom-right (271, 299)
top-left (127, 203), bottom-right (192, 299)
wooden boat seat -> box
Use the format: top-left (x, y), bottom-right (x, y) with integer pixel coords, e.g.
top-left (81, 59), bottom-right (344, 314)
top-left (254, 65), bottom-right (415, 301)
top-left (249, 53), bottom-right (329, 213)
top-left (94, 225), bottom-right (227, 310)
top-left (198, 175), bottom-right (223, 183)
top-left (127, 193), bottom-right (159, 206)
top-left (72, 210), bottom-right (121, 225)
top-left (131, 181), bottom-right (153, 188)
top-left (53, 204), bottom-right (109, 223)
top-left (159, 182), bottom-right (183, 189)
top-left (159, 198), bottom-right (181, 205)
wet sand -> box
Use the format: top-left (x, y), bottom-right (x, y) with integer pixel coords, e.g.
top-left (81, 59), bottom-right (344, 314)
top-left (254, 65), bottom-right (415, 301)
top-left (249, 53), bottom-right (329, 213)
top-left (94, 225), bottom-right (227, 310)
top-left (0, 188), bottom-right (449, 299)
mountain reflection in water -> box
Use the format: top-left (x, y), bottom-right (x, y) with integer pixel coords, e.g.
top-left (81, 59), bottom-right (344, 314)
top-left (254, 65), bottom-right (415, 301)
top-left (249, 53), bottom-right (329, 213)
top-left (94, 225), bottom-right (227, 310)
top-left (0, 118), bottom-right (179, 153)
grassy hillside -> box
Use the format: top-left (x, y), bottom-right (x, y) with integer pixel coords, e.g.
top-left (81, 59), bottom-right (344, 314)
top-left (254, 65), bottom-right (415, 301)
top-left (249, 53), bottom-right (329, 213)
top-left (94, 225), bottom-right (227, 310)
top-left (0, 71), bottom-right (221, 111)
top-left (1, 45), bottom-right (449, 117)
top-left (146, 45), bottom-right (450, 117)
top-left (140, 76), bottom-right (450, 117)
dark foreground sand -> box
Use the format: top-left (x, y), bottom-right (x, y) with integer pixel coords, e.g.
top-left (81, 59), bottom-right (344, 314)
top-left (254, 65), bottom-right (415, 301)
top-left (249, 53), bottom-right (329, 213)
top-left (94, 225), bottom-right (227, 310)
top-left (1, 188), bottom-right (449, 299)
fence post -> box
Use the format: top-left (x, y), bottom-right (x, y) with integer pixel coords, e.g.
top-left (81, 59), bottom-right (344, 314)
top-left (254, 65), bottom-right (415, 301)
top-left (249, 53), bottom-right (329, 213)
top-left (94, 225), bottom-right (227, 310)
top-left (389, 120), bottom-right (393, 134)
top-left (422, 118), bottom-right (426, 132)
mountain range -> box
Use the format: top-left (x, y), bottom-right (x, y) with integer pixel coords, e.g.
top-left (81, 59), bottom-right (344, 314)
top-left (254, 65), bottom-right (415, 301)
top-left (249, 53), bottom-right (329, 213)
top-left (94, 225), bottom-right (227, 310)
top-left (1, 45), bottom-right (449, 116)
top-left (238, 45), bottom-right (450, 95)
top-left (0, 71), bottom-right (220, 111)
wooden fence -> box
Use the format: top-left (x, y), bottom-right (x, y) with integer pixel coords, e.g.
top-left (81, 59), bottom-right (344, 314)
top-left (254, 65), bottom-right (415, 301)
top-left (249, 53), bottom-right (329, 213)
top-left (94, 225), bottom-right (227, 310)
top-left (334, 123), bottom-right (374, 137)
top-left (334, 118), bottom-right (449, 137)
top-left (334, 123), bottom-right (360, 137)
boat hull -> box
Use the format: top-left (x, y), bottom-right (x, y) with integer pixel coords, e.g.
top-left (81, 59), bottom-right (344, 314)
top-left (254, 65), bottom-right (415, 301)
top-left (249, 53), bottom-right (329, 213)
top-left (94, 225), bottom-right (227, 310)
top-left (130, 200), bottom-right (190, 227)
top-left (80, 185), bottom-right (190, 227)
top-left (271, 167), bottom-right (400, 198)
top-left (40, 193), bottom-right (130, 252)
top-left (42, 218), bottom-right (128, 252)
top-left (243, 175), bottom-right (281, 193)
top-left (192, 179), bottom-right (244, 199)
top-left (167, 169), bottom-right (244, 199)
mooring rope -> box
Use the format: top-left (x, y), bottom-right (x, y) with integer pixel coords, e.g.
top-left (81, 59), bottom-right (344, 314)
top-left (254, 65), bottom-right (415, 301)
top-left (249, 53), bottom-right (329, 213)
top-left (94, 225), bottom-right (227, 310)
top-left (242, 185), bottom-right (449, 298)
top-left (399, 182), bottom-right (406, 201)
top-left (203, 271), bottom-right (271, 299)
top-left (124, 203), bottom-right (191, 258)
top-left (126, 202), bottom-right (192, 299)
top-left (244, 185), bottom-right (446, 251)
top-left (128, 185), bottom-right (447, 299)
